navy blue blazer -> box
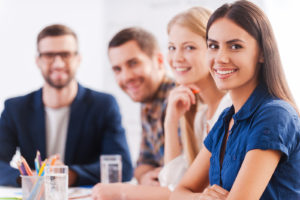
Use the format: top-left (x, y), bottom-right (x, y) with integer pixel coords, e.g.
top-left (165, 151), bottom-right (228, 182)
top-left (0, 83), bottom-right (133, 186)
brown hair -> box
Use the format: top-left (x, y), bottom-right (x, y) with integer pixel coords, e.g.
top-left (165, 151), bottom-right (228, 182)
top-left (37, 24), bottom-right (78, 48)
top-left (206, 0), bottom-right (299, 115)
top-left (108, 27), bottom-right (159, 58)
top-left (168, 7), bottom-right (212, 165)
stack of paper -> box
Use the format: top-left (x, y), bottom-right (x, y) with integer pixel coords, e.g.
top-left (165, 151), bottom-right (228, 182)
top-left (0, 186), bottom-right (22, 199)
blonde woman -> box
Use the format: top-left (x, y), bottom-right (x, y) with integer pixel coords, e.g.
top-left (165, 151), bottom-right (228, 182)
top-left (171, 1), bottom-right (300, 199)
top-left (91, 7), bottom-right (231, 200)
top-left (159, 6), bottom-right (231, 190)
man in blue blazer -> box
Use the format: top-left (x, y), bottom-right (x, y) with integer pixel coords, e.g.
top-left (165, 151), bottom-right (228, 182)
top-left (0, 24), bottom-right (133, 186)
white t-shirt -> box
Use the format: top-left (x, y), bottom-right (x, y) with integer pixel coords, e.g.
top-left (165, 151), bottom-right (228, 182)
top-left (159, 94), bottom-right (232, 190)
top-left (45, 106), bottom-right (70, 162)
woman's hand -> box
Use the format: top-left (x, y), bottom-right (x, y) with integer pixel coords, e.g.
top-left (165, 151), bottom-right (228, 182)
top-left (165, 84), bottom-right (200, 123)
top-left (193, 185), bottom-right (229, 200)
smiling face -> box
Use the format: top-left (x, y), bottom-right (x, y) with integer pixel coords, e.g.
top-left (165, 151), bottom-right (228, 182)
top-left (206, 18), bottom-right (262, 93)
top-left (36, 35), bottom-right (80, 89)
top-left (168, 24), bottom-right (208, 85)
top-left (108, 40), bottom-right (164, 103)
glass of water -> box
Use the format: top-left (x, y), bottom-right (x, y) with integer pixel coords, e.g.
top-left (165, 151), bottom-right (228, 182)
top-left (44, 165), bottom-right (68, 200)
top-left (100, 155), bottom-right (122, 183)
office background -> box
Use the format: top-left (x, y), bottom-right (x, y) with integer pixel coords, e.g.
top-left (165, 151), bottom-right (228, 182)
top-left (0, 0), bottom-right (299, 165)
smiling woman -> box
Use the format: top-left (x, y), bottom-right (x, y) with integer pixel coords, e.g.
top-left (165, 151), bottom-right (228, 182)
top-left (171, 1), bottom-right (300, 200)
top-left (206, 17), bottom-right (263, 100)
top-left (0, 1), bottom-right (299, 168)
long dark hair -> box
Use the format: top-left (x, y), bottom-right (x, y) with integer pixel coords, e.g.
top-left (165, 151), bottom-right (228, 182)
top-left (206, 0), bottom-right (299, 115)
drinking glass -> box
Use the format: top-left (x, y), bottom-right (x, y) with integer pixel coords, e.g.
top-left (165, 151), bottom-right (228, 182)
top-left (100, 155), bottom-right (122, 183)
top-left (44, 165), bottom-right (68, 200)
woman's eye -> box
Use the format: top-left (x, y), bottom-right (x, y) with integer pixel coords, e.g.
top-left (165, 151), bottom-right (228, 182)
top-left (208, 43), bottom-right (218, 49)
top-left (168, 46), bottom-right (175, 51)
top-left (231, 44), bottom-right (242, 50)
top-left (185, 46), bottom-right (196, 50)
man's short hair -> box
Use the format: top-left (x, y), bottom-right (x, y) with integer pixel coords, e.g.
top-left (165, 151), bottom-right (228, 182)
top-left (37, 24), bottom-right (78, 46)
top-left (108, 27), bottom-right (159, 58)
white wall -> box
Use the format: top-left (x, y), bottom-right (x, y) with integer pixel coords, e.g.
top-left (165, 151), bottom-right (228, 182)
top-left (0, 0), bottom-right (105, 101)
top-left (1, 0), bottom-right (299, 166)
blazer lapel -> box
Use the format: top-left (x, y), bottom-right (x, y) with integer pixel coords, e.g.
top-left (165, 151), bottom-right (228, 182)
top-left (64, 84), bottom-right (87, 164)
top-left (31, 88), bottom-right (47, 160)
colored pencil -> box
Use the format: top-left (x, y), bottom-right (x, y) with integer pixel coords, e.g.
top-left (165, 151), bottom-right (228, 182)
top-left (50, 155), bottom-right (57, 166)
top-left (38, 159), bottom-right (47, 176)
top-left (37, 150), bottom-right (42, 167)
top-left (34, 158), bottom-right (40, 175)
top-left (17, 161), bottom-right (26, 175)
top-left (191, 88), bottom-right (200, 94)
top-left (21, 156), bottom-right (33, 176)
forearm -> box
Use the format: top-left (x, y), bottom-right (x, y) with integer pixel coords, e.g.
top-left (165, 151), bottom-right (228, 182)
top-left (120, 184), bottom-right (171, 200)
top-left (164, 116), bottom-right (182, 164)
top-left (134, 164), bottom-right (155, 182)
top-left (170, 186), bottom-right (198, 200)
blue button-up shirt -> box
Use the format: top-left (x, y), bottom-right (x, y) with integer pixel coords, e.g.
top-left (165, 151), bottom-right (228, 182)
top-left (204, 84), bottom-right (300, 199)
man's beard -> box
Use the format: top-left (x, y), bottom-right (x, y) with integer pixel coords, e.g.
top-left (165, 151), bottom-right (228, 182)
top-left (44, 75), bottom-right (74, 89)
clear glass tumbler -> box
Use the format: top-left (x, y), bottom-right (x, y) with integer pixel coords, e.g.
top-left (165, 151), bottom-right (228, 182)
top-left (100, 154), bottom-right (122, 183)
top-left (44, 165), bottom-right (68, 200)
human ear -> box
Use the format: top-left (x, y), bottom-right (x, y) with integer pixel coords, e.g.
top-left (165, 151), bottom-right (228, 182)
top-left (259, 52), bottom-right (264, 63)
top-left (36, 56), bottom-right (42, 69)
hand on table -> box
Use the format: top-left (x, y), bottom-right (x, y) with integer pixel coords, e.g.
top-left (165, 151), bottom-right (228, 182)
top-left (139, 167), bottom-right (161, 186)
top-left (193, 184), bottom-right (229, 200)
top-left (47, 154), bottom-right (77, 186)
top-left (91, 183), bottom-right (124, 200)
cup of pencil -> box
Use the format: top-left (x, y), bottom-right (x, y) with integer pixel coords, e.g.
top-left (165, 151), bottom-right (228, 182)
top-left (17, 151), bottom-right (57, 200)
top-left (21, 175), bottom-right (45, 200)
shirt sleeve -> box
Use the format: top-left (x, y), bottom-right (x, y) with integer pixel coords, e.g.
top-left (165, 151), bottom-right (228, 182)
top-left (136, 102), bottom-right (166, 167)
top-left (158, 154), bottom-right (188, 191)
top-left (246, 103), bottom-right (299, 160)
top-left (136, 127), bottom-right (161, 167)
top-left (0, 100), bottom-right (21, 186)
top-left (204, 130), bottom-right (213, 153)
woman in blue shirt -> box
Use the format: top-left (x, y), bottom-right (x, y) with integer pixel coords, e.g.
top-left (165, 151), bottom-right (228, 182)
top-left (171, 1), bottom-right (300, 200)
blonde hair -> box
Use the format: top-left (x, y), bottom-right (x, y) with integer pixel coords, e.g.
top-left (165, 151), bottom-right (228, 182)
top-left (168, 7), bottom-right (211, 165)
top-left (168, 7), bottom-right (211, 38)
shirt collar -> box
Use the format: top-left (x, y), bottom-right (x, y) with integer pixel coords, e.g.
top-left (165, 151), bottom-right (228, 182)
top-left (224, 83), bottom-right (270, 122)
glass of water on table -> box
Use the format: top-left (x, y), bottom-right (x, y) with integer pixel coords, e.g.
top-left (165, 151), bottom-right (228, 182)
top-left (44, 165), bottom-right (68, 200)
top-left (100, 154), bottom-right (122, 183)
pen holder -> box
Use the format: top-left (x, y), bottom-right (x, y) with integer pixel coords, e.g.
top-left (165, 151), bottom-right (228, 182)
top-left (21, 175), bottom-right (45, 200)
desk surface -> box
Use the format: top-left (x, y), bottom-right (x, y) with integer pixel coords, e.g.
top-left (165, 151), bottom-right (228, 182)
top-left (0, 186), bottom-right (91, 199)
